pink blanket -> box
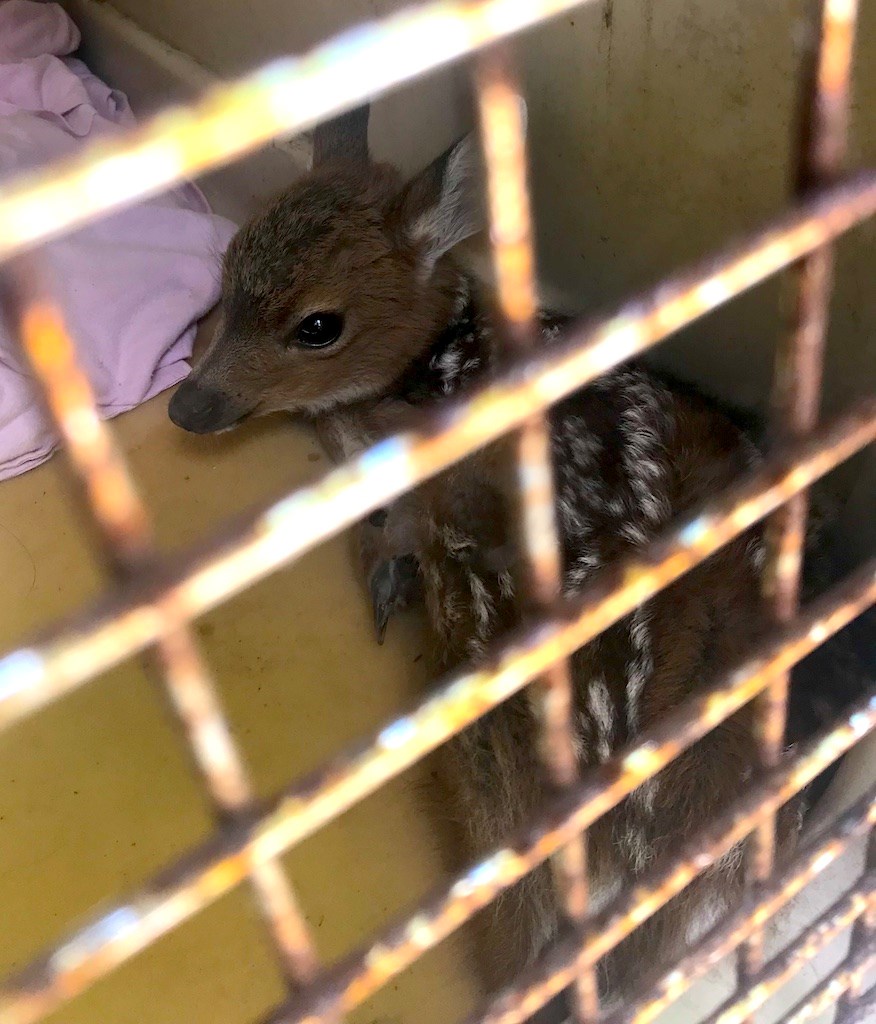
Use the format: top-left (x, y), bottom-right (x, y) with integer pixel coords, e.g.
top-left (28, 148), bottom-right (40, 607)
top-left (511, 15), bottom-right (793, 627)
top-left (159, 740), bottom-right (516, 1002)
top-left (0, 1), bottom-right (236, 479)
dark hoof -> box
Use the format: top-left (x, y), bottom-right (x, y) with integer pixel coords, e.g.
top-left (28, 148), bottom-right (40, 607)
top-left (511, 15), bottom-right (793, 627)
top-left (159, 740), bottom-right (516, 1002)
top-left (369, 554), bottom-right (419, 644)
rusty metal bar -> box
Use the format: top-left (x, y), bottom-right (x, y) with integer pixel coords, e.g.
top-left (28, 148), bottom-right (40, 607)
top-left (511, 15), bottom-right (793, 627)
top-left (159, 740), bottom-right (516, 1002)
top-left (704, 882), bottom-right (874, 1024)
top-left (745, 0), bottom-right (861, 978)
top-left (0, 390), bottom-right (871, 802)
top-left (0, 174), bottom-right (873, 729)
top-left (0, 371), bottom-right (869, 854)
top-left (475, 45), bottom-right (597, 1020)
top-left (255, 609), bottom-right (873, 1022)
top-left (423, 696), bottom-right (876, 1024)
top-left (604, 789), bottom-right (876, 1024)
top-left (718, 887), bottom-right (873, 1024)
top-left (0, 6), bottom-right (867, 1024)
top-left (1, 563), bottom-right (872, 1024)
top-left (3, 258), bottom-right (320, 992)
top-left (271, 784), bottom-right (876, 1024)
top-left (0, 0), bottom-right (599, 263)
top-left (781, 944), bottom-right (876, 1024)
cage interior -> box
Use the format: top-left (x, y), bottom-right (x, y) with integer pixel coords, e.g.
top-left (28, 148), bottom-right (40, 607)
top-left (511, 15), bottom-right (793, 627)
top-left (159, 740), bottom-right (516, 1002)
top-left (0, 3), bottom-right (873, 1024)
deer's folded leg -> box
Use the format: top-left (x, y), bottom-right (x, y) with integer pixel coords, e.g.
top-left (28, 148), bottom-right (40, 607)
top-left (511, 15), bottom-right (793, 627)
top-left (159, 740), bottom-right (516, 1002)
top-left (359, 509), bottom-right (422, 643)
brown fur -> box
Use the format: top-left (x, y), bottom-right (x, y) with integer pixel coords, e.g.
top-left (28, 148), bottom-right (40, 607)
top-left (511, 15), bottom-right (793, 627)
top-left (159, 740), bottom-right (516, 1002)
top-left (169, 123), bottom-right (802, 1005)
top-left (191, 162), bottom-right (465, 420)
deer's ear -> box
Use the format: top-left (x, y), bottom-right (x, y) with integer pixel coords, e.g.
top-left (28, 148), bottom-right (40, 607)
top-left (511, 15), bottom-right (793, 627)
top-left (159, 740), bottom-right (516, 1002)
top-left (397, 133), bottom-right (483, 271)
top-left (311, 103), bottom-right (371, 166)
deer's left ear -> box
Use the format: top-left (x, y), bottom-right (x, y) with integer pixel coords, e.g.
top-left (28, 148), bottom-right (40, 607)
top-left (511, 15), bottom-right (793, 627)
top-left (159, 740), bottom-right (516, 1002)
top-left (397, 133), bottom-right (483, 272)
top-left (311, 103), bottom-right (371, 167)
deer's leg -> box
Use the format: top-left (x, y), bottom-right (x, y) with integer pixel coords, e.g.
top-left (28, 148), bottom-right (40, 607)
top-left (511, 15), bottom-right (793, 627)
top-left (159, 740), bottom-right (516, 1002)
top-left (357, 506), bottom-right (422, 643)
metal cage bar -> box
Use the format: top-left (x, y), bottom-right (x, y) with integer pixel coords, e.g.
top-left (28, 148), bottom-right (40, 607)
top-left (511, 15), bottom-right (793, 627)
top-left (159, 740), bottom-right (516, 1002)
top-left (1, 174), bottom-right (874, 734)
top-left (836, 987), bottom-right (876, 1024)
top-left (2, 564), bottom-right (872, 1024)
top-left (3, 259), bottom-right (323, 991)
top-left (452, 696), bottom-right (875, 1024)
top-left (475, 45), bottom-right (598, 1020)
top-left (781, 943), bottom-right (876, 1024)
top-left (0, 406), bottom-right (871, 1015)
top-left (602, 788), bottom-right (875, 1024)
top-left (0, 1), bottom-right (872, 1024)
top-left (704, 883), bottom-right (874, 1024)
top-left (744, 0), bottom-right (862, 981)
top-left (0, 0), bottom-right (601, 262)
top-left (837, 831), bottom-right (876, 1015)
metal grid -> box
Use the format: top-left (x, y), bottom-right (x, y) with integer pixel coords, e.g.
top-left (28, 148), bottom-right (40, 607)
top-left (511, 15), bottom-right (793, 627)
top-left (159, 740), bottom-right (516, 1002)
top-left (0, 2), bottom-right (872, 1024)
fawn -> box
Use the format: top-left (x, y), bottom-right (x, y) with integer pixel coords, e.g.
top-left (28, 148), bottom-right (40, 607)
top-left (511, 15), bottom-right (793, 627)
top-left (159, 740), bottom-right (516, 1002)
top-left (169, 107), bottom-right (859, 1008)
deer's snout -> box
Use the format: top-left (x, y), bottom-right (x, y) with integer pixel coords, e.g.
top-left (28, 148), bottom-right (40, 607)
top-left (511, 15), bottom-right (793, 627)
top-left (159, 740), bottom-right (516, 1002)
top-left (168, 377), bottom-right (252, 434)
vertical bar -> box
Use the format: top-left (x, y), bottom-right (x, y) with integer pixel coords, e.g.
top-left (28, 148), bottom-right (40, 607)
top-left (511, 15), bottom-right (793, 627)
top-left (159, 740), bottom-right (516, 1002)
top-left (474, 45), bottom-right (599, 1021)
top-left (4, 256), bottom-right (320, 991)
top-left (742, 0), bottom-right (860, 979)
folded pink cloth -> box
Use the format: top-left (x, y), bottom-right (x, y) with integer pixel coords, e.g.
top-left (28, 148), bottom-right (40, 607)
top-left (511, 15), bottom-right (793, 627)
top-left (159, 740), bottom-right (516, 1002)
top-left (0, 1), bottom-right (237, 479)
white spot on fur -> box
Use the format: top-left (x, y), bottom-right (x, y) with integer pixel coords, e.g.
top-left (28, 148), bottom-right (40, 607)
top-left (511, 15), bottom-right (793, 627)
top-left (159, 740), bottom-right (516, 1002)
top-left (627, 606), bottom-right (653, 733)
top-left (588, 869), bottom-right (624, 916)
top-left (586, 677), bottom-right (616, 761)
top-left (684, 895), bottom-right (728, 944)
top-left (622, 822), bottom-right (654, 874)
top-left (632, 777), bottom-right (658, 816)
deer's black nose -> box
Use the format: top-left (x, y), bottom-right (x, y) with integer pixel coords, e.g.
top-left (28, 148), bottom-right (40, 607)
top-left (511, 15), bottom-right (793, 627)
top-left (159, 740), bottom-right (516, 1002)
top-left (168, 379), bottom-right (250, 434)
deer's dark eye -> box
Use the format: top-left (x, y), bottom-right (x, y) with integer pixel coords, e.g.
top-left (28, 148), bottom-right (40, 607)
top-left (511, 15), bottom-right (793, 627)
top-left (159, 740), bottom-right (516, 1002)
top-left (294, 312), bottom-right (344, 349)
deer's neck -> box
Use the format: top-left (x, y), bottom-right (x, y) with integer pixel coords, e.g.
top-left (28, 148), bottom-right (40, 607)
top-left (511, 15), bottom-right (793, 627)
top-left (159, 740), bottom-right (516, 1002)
top-left (389, 272), bottom-right (494, 406)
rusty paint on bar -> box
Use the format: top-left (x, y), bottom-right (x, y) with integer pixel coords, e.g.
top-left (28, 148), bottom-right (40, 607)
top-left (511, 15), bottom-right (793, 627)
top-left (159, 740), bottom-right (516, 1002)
top-left (0, 175), bottom-right (873, 727)
top-left (0, 391), bottom-right (871, 824)
top-left (0, 3), bottom-right (868, 1023)
top-left (0, 0), bottom-right (599, 263)
top-left (5, 260), bottom-right (320, 991)
top-left (782, 945), bottom-right (876, 1024)
top-left (475, 45), bottom-right (596, 1020)
top-left (262, 633), bottom-right (876, 1024)
top-left (1, 567), bottom-right (872, 1024)
top-left (705, 883), bottom-right (874, 1024)
top-left (746, 0), bottom-right (861, 978)
top-left (449, 699), bottom-right (876, 1024)
top-left (605, 790), bottom-right (876, 1024)
top-left (15, 296), bottom-right (150, 562)
top-left (477, 49), bottom-right (538, 335)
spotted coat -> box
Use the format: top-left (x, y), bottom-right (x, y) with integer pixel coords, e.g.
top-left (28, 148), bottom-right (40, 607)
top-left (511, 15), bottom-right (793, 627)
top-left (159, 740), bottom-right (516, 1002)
top-left (368, 275), bottom-right (796, 996)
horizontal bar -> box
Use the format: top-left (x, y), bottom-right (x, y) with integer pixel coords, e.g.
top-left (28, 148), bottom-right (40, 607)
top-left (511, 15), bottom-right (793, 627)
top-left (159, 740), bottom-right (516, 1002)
top-left (0, 0), bottom-right (595, 262)
top-left (0, 373), bottom-right (872, 757)
top-left (782, 945), bottom-right (876, 1024)
top-left (1, 561), bottom-right (872, 1024)
top-left (264, 573), bottom-right (876, 1022)
top-left (2, 392), bottom-right (873, 737)
top-left (6, 258), bottom-right (320, 988)
top-left (0, 174), bottom-right (874, 730)
top-left (705, 880), bottom-right (874, 1024)
top-left (453, 694), bottom-right (876, 1024)
top-left (605, 789), bottom-right (876, 1024)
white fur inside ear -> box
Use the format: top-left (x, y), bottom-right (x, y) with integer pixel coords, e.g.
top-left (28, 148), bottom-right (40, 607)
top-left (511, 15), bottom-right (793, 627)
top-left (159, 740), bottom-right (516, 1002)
top-left (411, 134), bottom-right (482, 271)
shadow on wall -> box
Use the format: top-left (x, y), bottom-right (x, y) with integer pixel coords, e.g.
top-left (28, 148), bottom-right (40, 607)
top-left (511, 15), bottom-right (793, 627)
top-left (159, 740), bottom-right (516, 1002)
top-left (72, 0), bottom-right (875, 551)
top-left (521, 0), bottom-right (875, 555)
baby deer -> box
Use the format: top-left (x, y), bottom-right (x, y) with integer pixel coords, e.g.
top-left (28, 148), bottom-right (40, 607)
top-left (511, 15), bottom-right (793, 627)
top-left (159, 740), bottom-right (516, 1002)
top-left (170, 108), bottom-right (808, 1006)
